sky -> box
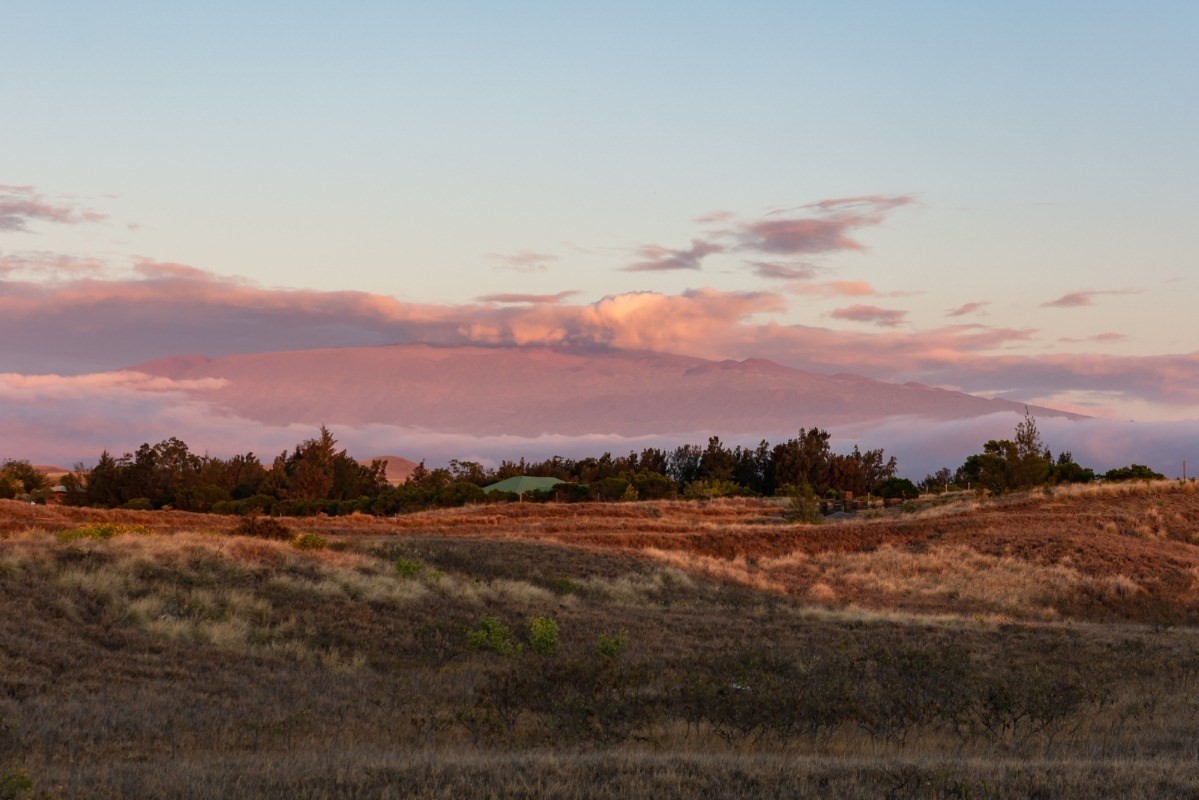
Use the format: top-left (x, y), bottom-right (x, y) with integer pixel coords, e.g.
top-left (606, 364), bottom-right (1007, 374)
top-left (3, 1), bottom-right (1199, 468)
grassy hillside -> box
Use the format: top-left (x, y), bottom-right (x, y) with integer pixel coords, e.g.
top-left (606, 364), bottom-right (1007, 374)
top-left (3, 483), bottom-right (1199, 798)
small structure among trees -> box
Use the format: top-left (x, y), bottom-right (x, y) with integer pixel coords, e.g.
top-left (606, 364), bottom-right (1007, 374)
top-left (482, 476), bottom-right (565, 499)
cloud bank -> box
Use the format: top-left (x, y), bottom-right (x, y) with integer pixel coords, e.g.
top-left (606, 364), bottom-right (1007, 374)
top-left (1, 373), bottom-right (1192, 481)
top-left (2, 262), bottom-right (1198, 417)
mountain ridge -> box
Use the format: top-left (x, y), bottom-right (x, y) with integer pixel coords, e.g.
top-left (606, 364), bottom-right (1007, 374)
top-left (129, 343), bottom-right (1080, 438)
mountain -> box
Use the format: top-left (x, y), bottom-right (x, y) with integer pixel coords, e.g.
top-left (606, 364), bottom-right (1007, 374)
top-left (130, 344), bottom-right (1079, 437)
top-left (374, 455), bottom-right (419, 485)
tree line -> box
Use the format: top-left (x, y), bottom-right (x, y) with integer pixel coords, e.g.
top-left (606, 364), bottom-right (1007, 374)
top-left (7, 426), bottom-right (897, 515)
top-left (1, 412), bottom-right (1168, 515)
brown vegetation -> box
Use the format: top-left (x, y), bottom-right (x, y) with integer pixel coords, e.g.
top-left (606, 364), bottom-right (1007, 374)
top-left (3, 483), bottom-right (1199, 797)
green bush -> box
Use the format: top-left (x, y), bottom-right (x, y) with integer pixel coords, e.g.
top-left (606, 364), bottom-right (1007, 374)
top-left (875, 477), bottom-right (920, 500)
top-left (528, 615), bottom-right (559, 656)
top-left (549, 576), bottom-right (580, 596)
top-left (1103, 464), bottom-right (1166, 482)
top-left (119, 497), bottom-right (154, 510)
top-left (0, 768), bottom-right (35, 800)
top-left (395, 558), bottom-right (424, 578)
top-left (784, 483), bottom-right (821, 523)
top-left (467, 616), bottom-right (521, 657)
top-left (595, 630), bottom-right (628, 659)
top-left (292, 533), bottom-right (328, 550)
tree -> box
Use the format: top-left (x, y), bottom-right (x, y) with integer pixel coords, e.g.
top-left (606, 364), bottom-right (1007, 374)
top-left (1011, 409), bottom-right (1051, 488)
top-left (698, 436), bottom-right (736, 482)
top-left (667, 444), bottom-right (703, 485)
top-left (1049, 452), bottom-right (1095, 485)
top-left (954, 411), bottom-right (1054, 493)
top-left (0, 460), bottom-right (49, 498)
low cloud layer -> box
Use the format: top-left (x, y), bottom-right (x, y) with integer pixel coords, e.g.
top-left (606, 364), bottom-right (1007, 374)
top-left (1, 375), bottom-right (1191, 481)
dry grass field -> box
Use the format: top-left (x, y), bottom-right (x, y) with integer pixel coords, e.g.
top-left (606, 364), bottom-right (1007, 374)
top-left (4, 481), bottom-right (1199, 798)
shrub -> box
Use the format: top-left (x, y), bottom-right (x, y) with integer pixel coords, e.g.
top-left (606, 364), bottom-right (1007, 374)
top-left (467, 616), bottom-right (521, 657)
top-left (395, 558), bottom-right (424, 578)
top-left (233, 514), bottom-right (291, 540)
top-left (595, 630), bottom-right (628, 659)
top-left (1104, 464), bottom-right (1166, 482)
top-left (549, 576), bottom-right (580, 596)
top-left (57, 523), bottom-right (151, 542)
top-left (0, 768), bottom-right (36, 800)
top-left (120, 497), bottom-right (154, 510)
top-left (784, 484), bottom-right (821, 524)
top-left (292, 533), bottom-right (328, 550)
top-left (528, 615), bottom-right (559, 656)
top-left (875, 477), bottom-right (920, 500)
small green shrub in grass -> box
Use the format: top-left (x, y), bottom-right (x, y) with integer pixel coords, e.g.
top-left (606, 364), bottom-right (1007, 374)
top-left (528, 615), bottom-right (559, 656)
top-left (467, 616), bottom-right (521, 657)
top-left (395, 558), bottom-right (424, 578)
top-left (0, 767), bottom-right (45, 800)
top-left (56, 523), bottom-right (151, 542)
top-left (292, 533), bottom-right (328, 550)
top-left (595, 629), bottom-right (628, 659)
top-left (550, 576), bottom-right (580, 595)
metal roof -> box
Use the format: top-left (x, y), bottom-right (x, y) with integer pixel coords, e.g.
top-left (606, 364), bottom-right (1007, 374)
top-left (482, 476), bottom-right (565, 495)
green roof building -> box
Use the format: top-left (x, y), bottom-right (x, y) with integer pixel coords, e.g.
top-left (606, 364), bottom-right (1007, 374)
top-left (482, 476), bottom-right (565, 497)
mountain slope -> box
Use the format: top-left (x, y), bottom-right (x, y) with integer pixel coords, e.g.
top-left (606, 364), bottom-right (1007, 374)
top-left (131, 344), bottom-right (1078, 437)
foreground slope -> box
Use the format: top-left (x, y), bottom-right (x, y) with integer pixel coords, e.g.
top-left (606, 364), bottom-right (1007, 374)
top-left (4, 484), bottom-right (1199, 799)
top-left (131, 344), bottom-right (1077, 435)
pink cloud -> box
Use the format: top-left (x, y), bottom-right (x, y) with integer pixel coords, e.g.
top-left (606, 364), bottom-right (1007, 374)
top-left (796, 281), bottom-right (881, 298)
top-left (1059, 332), bottom-right (1128, 344)
top-left (0, 185), bottom-right (108, 231)
top-left (738, 195), bottom-right (913, 255)
top-left (475, 291), bottom-right (578, 304)
top-left (1042, 289), bottom-right (1139, 308)
top-left (694, 209), bottom-right (735, 225)
top-left (624, 239), bottom-right (724, 272)
top-left (829, 304), bottom-right (908, 328)
top-left (747, 261), bottom-right (822, 281)
top-left (487, 250), bottom-right (558, 272)
top-left (946, 301), bottom-right (990, 317)
top-left (0, 251), bottom-right (106, 279)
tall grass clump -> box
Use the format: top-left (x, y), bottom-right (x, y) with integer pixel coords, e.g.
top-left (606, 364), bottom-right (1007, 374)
top-left (233, 514), bottom-right (291, 541)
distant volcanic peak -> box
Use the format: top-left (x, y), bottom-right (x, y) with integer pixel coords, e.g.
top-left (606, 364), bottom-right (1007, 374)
top-left (114, 343), bottom-right (1082, 438)
top-left (373, 455), bottom-right (419, 485)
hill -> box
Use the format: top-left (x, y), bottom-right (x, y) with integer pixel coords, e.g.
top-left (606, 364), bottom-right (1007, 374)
top-left (374, 454), bottom-right (419, 485)
top-left (129, 344), bottom-right (1079, 436)
top-left (5, 485), bottom-right (1198, 798)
